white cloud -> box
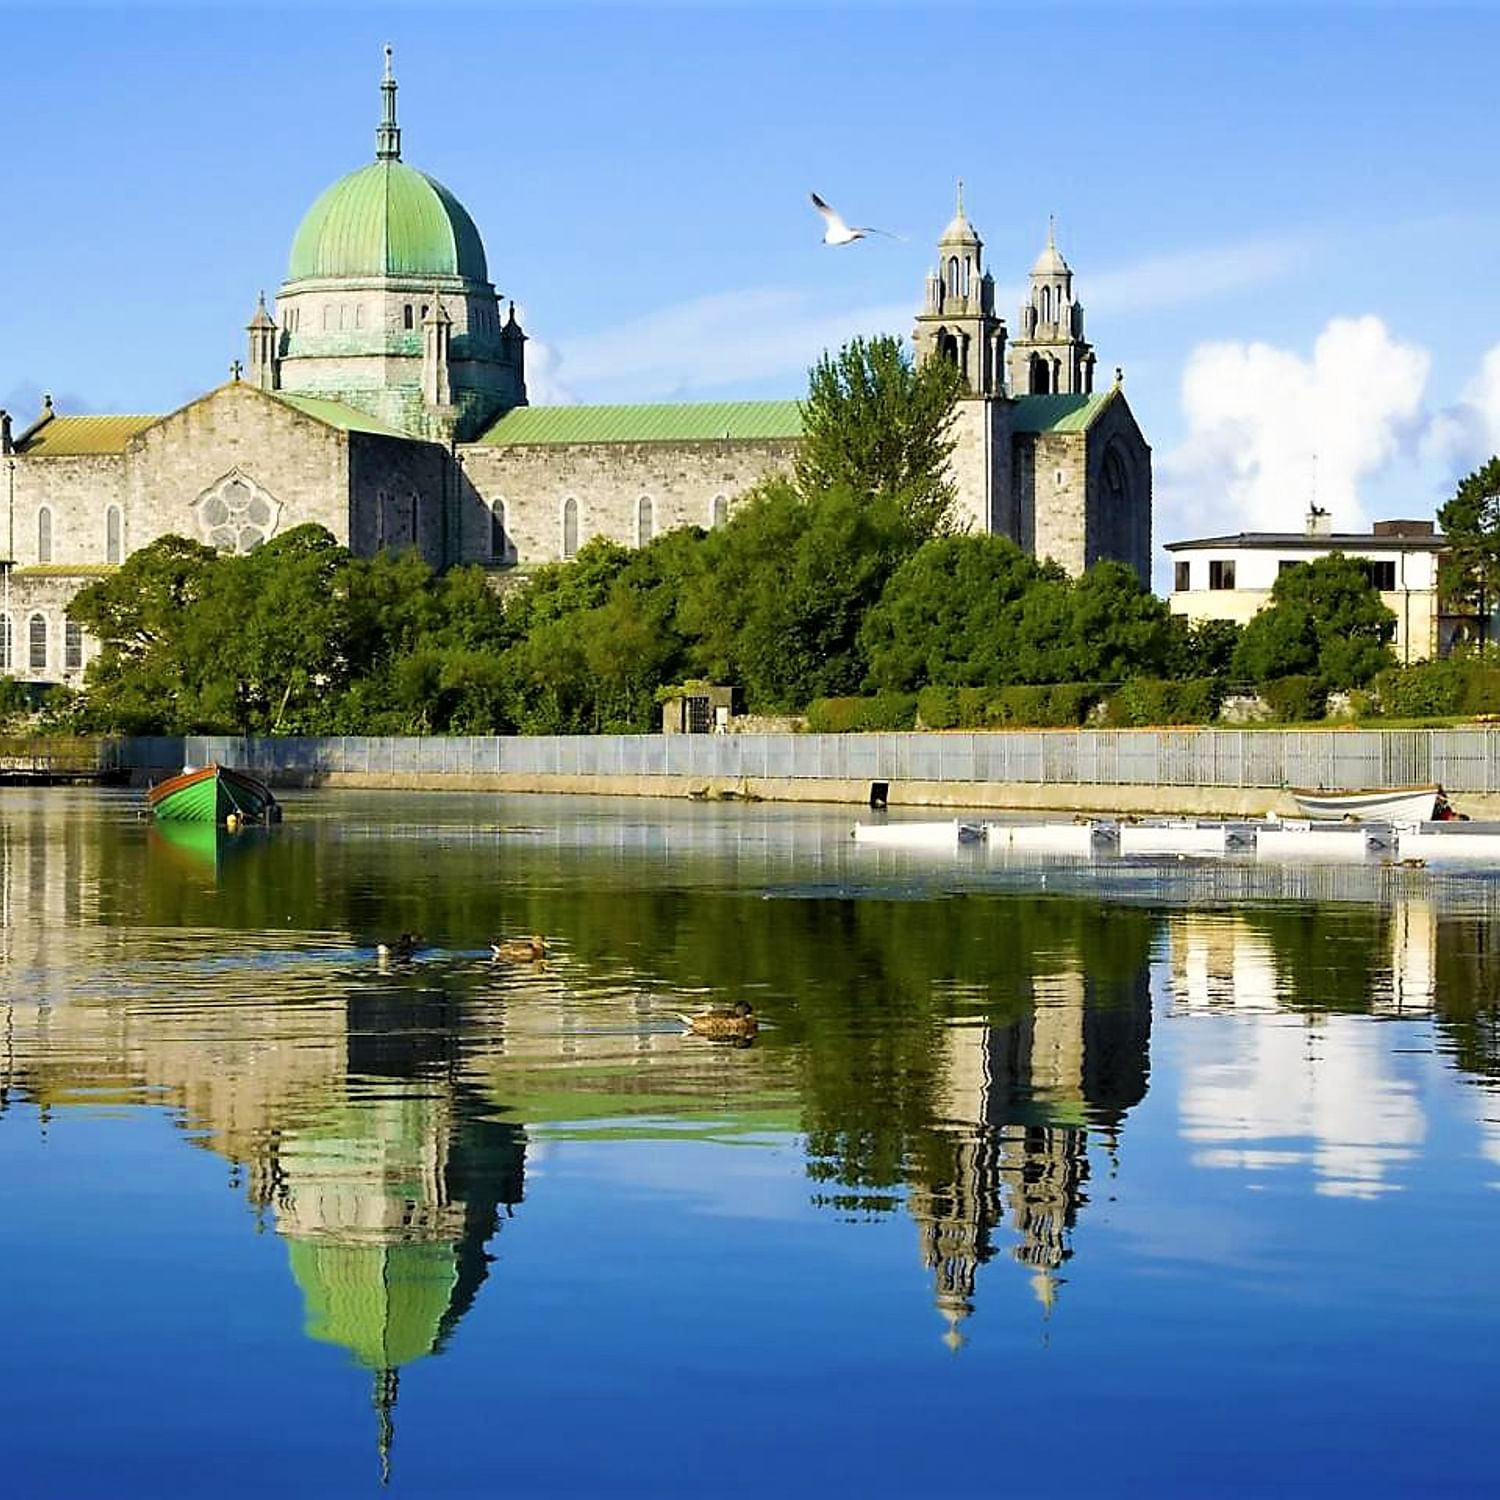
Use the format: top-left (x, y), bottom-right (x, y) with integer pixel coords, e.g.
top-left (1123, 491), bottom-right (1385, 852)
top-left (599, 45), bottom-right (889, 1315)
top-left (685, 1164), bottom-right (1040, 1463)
top-left (1158, 316), bottom-right (1431, 547)
top-left (551, 287), bottom-right (914, 403)
top-left (1086, 234), bottom-right (1317, 318)
top-left (1421, 341), bottom-right (1500, 483)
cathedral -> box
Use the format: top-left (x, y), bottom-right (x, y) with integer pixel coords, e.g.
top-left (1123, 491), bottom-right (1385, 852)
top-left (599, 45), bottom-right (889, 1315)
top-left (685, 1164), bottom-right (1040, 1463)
top-left (0, 50), bottom-right (1152, 686)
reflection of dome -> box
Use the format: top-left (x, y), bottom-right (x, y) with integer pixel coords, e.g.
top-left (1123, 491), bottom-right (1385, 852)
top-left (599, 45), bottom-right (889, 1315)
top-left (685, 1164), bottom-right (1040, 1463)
top-left (287, 160), bottom-right (489, 283)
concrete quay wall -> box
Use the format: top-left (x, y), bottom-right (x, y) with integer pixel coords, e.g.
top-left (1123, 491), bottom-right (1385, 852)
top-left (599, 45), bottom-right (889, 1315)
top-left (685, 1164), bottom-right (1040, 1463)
top-left (111, 728), bottom-right (1500, 819)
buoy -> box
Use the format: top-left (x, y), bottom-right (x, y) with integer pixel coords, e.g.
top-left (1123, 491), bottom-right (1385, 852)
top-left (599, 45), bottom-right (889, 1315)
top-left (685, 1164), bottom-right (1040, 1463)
top-left (225, 812), bottom-right (241, 833)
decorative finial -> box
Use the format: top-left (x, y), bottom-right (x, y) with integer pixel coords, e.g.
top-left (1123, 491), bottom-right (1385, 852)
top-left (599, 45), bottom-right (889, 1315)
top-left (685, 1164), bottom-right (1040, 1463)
top-left (1113, 366), bottom-right (1123, 388)
top-left (1048, 213), bottom-right (1056, 248)
top-left (42, 393), bottom-right (53, 414)
top-left (956, 178), bottom-right (965, 218)
top-left (376, 43), bottom-right (401, 160)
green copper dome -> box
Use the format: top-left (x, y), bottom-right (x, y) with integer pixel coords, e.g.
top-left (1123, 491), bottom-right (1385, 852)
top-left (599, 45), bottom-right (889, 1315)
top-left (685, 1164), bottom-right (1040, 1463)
top-left (287, 158), bottom-right (489, 283)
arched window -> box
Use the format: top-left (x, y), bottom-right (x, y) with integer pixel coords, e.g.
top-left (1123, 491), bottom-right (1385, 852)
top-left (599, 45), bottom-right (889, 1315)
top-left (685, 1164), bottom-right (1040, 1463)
top-left (105, 505), bottom-right (122, 564)
top-left (36, 507), bottom-right (52, 564)
top-left (0, 613), bottom-right (11, 672)
top-left (404, 304), bottom-right (414, 331)
top-left (712, 494), bottom-right (729, 528)
top-left (947, 257), bottom-right (959, 298)
top-left (322, 305), bottom-right (332, 331)
top-left (637, 496), bottom-right (654, 547)
top-left (28, 613), bottom-right (47, 672)
top-left (64, 621), bottom-right (82, 671)
top-left (962, 257), bottom-right (972, 296)
top-left (355, 304), bottom-right (365, 329)
top-left (562, 497), bottom-right (579, 559)
top-left (490, 500), bottom-right (508, 560)
top-left (1029, 354), bottom-right (1050, 394)
top-left (1040, 286), bottom-right (1052, 323)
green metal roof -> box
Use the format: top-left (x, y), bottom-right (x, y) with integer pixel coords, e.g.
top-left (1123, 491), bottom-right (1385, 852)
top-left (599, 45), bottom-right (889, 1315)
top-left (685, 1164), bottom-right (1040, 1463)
top-left (287, 159), bottom-right (488, 283)
top-left (15, 415), bottom-right (156, 456)
top-left (1010, 391), bottom-right (1116, 434)
top-left (274, 393), bottom-right (409, 439)
top-left (478, 400), bottom-right (805, 446)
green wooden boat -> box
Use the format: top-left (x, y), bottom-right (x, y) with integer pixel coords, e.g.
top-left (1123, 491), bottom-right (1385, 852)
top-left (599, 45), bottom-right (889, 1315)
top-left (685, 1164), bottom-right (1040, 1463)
top-left (147, 762), bottom-right (280, 825)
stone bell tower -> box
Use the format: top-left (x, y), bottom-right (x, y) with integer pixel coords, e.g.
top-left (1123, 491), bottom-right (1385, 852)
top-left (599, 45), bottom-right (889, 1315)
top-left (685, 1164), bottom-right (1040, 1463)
top-left (910, 181), bottom-right (1007, 397)
top-left (1008, 219), bottom-right (1095, 396)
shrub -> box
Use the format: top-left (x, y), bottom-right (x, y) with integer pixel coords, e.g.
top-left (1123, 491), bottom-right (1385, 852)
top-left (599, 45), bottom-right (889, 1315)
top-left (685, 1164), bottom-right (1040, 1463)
top-left (1104, 678), bottom-right (1220, 727)
top-left (805, 693), bottom-right (917, 732)
top-left (1260, 675), bottom-right (1328, 723)
top-left (916, 686), bottom-right (960, 730)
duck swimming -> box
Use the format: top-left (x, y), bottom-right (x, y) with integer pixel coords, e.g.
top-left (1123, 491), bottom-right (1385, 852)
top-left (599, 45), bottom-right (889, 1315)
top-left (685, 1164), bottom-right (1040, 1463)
top-left (679, 1000), bottom-right (758, 1040)
top-left (491, 935), bottom-right (547, 961)
top-left (376, 932), bottom-right (423, 960)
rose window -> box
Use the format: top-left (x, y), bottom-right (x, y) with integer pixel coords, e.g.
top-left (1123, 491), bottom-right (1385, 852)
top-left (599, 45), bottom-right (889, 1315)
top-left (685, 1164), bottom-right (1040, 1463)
top-left (195, 471), bottom-right (281, 553)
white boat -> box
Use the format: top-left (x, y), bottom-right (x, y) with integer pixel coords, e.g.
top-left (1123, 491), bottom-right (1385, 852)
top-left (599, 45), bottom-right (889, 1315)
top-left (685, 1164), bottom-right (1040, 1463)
top-left (1118, 820), bottom-right (1257, 857)
top-left (1255, 819), bottom-right (1393, 860)
top-left (1394, 821), bottom-right (1500, 863)
top-left (990, 821), bottom-right (1120, 856)
top-left (1291, 784), bottom-right (1441, 823)
top-left (851, 819), bottom-right (984, 846)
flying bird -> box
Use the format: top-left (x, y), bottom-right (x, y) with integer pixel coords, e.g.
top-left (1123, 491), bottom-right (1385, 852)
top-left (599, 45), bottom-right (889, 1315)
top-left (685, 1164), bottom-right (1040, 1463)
top-left (809, 192), bottom-right (901, 246)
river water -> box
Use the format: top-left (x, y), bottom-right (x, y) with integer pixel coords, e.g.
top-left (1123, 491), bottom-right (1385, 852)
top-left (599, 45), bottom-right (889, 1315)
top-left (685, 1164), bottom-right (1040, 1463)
top-left (1, 788), bottom-right (1496, 1497)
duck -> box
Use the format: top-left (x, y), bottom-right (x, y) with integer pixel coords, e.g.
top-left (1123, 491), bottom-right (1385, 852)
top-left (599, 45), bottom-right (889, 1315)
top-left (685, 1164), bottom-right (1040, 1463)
top-left (376, 932), bottom-right (423, 960)
top-left (491, 935), bottom-right (548, 961)
top-left (679, 1000), bottom-right (758, 1041)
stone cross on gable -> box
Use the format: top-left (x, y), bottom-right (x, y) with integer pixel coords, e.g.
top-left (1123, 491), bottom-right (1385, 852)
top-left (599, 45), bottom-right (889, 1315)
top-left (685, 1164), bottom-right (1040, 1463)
top-left (230, 360), bottom-right (243, 382)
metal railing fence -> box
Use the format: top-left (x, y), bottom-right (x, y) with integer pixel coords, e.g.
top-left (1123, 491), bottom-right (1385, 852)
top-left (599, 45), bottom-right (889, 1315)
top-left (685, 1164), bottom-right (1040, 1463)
top-left (97, 728), bottom-right (1500, 795)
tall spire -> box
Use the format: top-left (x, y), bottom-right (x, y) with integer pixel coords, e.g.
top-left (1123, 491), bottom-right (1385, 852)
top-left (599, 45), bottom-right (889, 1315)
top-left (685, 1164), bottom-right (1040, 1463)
top-left (376, 44), bottom-right (401, 161)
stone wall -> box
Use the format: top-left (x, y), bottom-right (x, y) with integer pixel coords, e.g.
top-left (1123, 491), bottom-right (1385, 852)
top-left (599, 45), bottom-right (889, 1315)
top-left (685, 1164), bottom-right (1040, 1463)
top-left (454, 438), bottom-right (800, 564)
top-left (947, 399), bottom-right (1013, 538)
top-left (1020, 428), bottom-right (1089, 575)
top-left (124, 384), bottom-right (351, 551)
top-left (0, 570), bottom-right (104, 684)
top-left (9, 453), bottom-right (129, 566)
top-left (348, 431), bottom-right (450, 564)
top-left (1084, 397), bottom-right (1152, 582)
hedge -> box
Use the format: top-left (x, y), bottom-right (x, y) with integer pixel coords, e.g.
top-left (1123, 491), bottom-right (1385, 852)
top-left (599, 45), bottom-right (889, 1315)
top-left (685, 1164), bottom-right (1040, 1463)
top-left (805, 693), bottom-right (919, 732)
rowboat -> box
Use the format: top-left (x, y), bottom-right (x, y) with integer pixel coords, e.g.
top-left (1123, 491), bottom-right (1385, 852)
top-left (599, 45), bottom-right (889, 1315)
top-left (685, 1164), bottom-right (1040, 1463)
top-left (1290, 784), bottom-right (1442, 823)
top-left (147, 763), bottom-right (279, 825)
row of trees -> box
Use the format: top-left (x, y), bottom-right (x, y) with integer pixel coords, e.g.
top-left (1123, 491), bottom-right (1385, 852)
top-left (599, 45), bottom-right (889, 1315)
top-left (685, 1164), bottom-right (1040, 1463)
top-left (23, 335), bottom-right (1453, 736)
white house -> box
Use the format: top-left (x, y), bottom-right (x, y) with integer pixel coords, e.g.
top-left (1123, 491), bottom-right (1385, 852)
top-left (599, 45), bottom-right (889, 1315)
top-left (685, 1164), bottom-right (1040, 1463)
top-left (1164, 511), bottom-right (1455, 664)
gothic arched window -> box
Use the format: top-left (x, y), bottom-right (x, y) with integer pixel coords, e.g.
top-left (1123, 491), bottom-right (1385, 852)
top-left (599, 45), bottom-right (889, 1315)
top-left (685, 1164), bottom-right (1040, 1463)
top-left (105, 505), bottom-right (122, 564)
top-left (490, 500), bottom-right (508, 560)
top-left (1029, 354), bottom-right (1050, 394)
top-left (947, 257), bottom-right (960, 298)
top-left (404, 305), bottom-right (414, 330)
top-left (0, 613), bottom-right (11, 673)
top-left (1040, 286), bottom-right (1052, 323)
top-left (962, 257), bottom-right (972, 297)
top-left (37, 507), bottom-right (52, 564)
top-left (711, 494), bottom-right (729, 528)
top-left (28, 613), bottom-right (47, 672)
top-left (637, 496), bottom-right (654, 547)
top-left (562, 497), bottom-right (579, 559)
top-left (65, 621), bottom-right (82, 671)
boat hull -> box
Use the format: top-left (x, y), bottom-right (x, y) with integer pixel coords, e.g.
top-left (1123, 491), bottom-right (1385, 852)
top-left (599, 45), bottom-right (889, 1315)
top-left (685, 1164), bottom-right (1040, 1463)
top-left (1291, 785), bottom-right (1440, 823)
top-left (148, 763), bottom-right (278, 825)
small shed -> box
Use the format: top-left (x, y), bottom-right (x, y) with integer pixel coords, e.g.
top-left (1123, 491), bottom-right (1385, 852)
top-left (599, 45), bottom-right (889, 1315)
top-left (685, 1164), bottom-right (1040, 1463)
top-left (661, 684), bottom-right (740, 734)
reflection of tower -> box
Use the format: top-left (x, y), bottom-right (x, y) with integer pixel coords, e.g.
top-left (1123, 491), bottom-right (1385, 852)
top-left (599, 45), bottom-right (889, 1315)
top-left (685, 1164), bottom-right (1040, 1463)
top-left (1382, 896), bottom-right (1436, 1014)
top-left (908, 965), bottom-right (1151, 1345)
top-left (249, 990), bottom-right (526, 1484)
top-left (1169, 913), bottom-right (1279, 1012)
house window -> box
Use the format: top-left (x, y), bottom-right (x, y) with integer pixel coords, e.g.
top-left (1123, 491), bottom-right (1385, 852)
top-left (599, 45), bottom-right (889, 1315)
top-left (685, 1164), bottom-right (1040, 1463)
top-left (37, 506), bottom-right (52, 564)
top-left (637, 496), bottom-right (654, 547)
top-left (0, 613), bottom-right (10, 672)
top-left (1278, 559), bottom-right (1303, 575)
top-left (106, 505), bottom-right (122, 564)
top-left (1209, 559), bottom-right (1236, 590)
top-left (65, 621), bottom-right (82, 671)
top-left (712, 494), bottom-right (729, 528)
top-left (562, 497), bottom-right (579, 559)
top-left (28, 613), bottom-right (47, 672)
top-left (490, 500), bottom-right (508, 560)
top-left (1174, 560), bottom-right (1190, 592)
top-left (1364, 559), bottom-right (1396, 591)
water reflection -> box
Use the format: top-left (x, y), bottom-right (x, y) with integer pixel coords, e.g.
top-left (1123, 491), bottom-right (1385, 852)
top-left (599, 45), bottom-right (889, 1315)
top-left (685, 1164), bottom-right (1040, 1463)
top-left (4, 791), bottom-right (1500, 1491)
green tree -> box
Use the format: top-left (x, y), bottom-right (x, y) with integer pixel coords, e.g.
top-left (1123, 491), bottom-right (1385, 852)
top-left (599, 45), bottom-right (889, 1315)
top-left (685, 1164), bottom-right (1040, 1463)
top-left (1437, 456), bottom-right (1500, 644)
top-left (795, 334), bottom-right (964, 538)
top-left (1232, 552), bottom-right (1396, 688)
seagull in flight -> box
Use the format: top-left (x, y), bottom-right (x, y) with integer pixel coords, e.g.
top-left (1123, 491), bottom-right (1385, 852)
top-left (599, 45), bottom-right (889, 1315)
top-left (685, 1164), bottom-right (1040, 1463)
top-left (810, 192), bottom-right (901, 246)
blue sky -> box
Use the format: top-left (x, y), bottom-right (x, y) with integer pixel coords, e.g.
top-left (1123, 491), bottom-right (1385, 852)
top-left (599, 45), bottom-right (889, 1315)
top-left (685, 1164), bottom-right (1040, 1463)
top-left (3, 1), bottom-right (1499, 580)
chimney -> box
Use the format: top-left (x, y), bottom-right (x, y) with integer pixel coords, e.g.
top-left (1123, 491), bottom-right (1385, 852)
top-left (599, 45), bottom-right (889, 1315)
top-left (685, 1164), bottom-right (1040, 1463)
top-left (0, 411), bottom-right (11, 455)
top-left (1305, 504), bottom-right (1331, 537)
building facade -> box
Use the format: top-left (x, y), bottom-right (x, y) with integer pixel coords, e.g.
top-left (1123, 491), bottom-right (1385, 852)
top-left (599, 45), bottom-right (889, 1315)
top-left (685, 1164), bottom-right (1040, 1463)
top-left (1166, 512), bottom-right (1452, 664)
top-left (0, 54), bottom-right (1152, 686)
